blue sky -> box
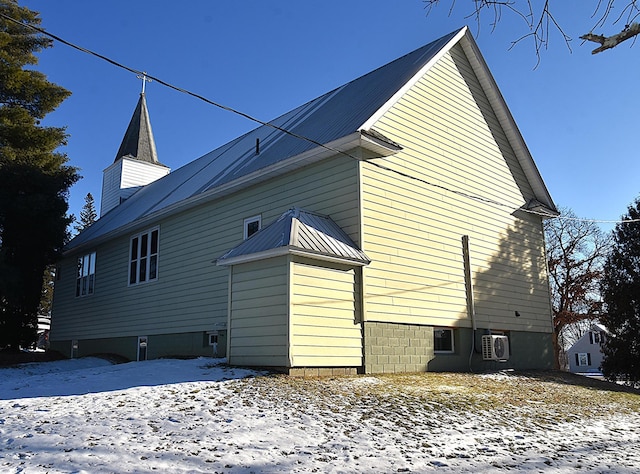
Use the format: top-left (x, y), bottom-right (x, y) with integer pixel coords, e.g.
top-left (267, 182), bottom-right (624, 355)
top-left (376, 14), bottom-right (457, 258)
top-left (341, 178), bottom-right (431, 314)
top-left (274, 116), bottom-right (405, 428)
top-left (19, 1), bottom-right (639, 230)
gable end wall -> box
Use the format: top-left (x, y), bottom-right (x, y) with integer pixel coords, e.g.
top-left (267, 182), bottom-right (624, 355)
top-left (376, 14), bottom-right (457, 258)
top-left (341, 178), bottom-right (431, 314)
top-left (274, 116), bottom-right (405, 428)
top-left (360, 45), bottom-right (552, 335)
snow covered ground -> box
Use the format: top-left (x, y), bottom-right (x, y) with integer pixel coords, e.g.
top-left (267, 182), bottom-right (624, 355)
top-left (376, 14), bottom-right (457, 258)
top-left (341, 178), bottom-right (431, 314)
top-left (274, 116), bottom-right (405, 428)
top-left (1, 357), bottom-right (639, 473)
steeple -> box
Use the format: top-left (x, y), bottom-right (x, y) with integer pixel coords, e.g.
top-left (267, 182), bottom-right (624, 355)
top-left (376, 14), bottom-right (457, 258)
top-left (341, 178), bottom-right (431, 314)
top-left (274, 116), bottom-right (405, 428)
top-left (113, 92), bottom-right (162, 166)
top-left (100, 90), bottom-right (170, 216)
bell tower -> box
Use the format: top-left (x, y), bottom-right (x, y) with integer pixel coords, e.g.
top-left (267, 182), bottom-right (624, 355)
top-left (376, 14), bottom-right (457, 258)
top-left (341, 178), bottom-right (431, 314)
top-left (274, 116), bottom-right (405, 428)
top-left (100, 75), bottom-right (169, 216)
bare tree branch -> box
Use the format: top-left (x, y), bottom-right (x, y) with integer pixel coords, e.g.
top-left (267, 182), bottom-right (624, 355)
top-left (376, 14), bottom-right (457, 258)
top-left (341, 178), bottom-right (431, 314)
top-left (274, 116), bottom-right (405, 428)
top-left (423, 1), bottom-right (640, 59)
top-left (544, 208), bottom-right (612, 369)
top-left (581, 22), bottom-right (640, 53)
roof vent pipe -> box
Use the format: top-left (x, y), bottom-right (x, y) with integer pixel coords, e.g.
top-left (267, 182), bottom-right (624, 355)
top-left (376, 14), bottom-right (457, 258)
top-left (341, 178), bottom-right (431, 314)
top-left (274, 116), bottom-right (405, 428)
top-left (255, 138), bottom-right (260, 155)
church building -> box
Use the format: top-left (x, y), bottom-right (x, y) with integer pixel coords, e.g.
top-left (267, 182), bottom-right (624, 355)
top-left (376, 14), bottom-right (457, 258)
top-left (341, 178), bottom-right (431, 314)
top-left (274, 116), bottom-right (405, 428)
top-left (51, 27), bottom-right (558, 374)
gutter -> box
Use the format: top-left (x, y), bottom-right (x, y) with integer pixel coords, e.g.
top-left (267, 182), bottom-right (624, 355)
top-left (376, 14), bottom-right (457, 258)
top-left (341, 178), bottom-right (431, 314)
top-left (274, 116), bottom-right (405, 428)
top-left (216, 246), bottom-right (370, 268)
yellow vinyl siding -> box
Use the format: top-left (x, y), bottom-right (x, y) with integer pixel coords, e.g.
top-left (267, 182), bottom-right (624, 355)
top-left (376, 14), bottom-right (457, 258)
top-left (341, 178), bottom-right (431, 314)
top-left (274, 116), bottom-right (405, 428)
top-left (51, 155), bottom-right (360, 342)
top-left (228, 257), bottom-right (289, 366)
top-left (290, 262), bottom-right (362, 367)
top-left (360, 45), bottom-right (551, 333)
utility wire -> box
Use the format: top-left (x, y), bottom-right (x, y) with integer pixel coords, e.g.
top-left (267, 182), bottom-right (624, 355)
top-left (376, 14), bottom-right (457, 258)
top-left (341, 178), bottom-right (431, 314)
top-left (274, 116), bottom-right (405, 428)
top-left (0, 12), bottom-right (338, 157)
top-left (2, 12), bottom-right (638, 225)
top-left (547, 215), bottom-right (640, 224)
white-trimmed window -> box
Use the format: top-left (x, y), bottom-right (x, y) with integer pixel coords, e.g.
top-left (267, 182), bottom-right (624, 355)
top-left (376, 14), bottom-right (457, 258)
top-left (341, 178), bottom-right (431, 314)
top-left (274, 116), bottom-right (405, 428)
top-left (590, 331), bottom-right (604, 344)
top-left (576, 352), bottom-right (591, 367)
top-left (76, 252), bottom-right (96, 297)
top-left (129, 228), bottom-right (159, 285)
top-left (434, 327), bottom-right (454, 353)
top-left (244, 215), bottom-right (261, 239)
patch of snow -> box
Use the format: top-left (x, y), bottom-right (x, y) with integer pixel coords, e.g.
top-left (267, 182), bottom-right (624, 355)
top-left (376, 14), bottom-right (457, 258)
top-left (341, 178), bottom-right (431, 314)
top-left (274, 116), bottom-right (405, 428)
top-left (478, 369), bottom-right (516, 381)
top-left (1, 358), bottom-right (639, 473)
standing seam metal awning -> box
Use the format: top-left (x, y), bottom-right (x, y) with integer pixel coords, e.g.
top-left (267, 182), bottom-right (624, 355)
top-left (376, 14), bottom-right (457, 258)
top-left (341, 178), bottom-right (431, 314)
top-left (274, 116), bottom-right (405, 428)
top-left (216, 207), bottom-right (370, 267)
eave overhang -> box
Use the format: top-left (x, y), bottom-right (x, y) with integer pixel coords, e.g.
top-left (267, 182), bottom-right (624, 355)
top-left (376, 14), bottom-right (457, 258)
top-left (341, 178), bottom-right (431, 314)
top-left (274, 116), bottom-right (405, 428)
top-left (521, 198), bottom-right (560, 219)
top-left (216, 246), bottom-right (370, 267)
top-left (64, 131), bottom-right (400, 256)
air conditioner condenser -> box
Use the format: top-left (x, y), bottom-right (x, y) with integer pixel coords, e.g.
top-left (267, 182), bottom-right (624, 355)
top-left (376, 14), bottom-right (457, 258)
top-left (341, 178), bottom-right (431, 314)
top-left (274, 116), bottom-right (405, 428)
top-left (482, 335), bottom-right (510, 361)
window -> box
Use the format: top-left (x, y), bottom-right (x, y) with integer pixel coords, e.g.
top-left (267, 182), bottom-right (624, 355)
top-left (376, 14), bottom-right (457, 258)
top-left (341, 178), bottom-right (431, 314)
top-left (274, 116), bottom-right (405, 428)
top-left (576, 352), bottom-right (591, 367)
top-left (129, 228), bottom-right (159, 285)
top-left (137, 336), bottom-right (148, 361)
top-left (76, 252), bottom-right (96, 297)
top-left (590, 331), bottom-right (604, 344)
top-left (244, 215), bottom-right (261, 240)
top-left (207, 331), bottom-right (220, 356)
top-left (434, 328), bottom-right (454, 353)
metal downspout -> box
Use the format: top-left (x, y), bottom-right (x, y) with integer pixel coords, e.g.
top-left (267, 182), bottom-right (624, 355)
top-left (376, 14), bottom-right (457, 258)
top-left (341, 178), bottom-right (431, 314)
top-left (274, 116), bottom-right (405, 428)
top-left (462, 235), bottom-right (477, 372)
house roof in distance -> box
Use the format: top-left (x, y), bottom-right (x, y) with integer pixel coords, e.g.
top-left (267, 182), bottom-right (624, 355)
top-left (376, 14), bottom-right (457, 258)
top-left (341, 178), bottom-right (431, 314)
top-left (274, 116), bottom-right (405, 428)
top-left (66, 27), bottom-right (557, 254)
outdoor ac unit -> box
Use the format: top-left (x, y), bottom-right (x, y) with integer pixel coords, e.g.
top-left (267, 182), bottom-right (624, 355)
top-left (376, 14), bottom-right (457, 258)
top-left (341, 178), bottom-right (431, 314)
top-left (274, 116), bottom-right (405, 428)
top-left (482, 335), bottom-right (510, 361)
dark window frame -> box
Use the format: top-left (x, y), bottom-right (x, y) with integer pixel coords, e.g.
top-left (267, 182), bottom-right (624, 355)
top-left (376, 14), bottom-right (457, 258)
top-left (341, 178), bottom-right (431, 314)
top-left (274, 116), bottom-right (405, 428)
top-left (76, 251), bottom-right (96, 297)
top-left (129, 228), bottom-right (159, 286)
top-left (243, 215), bottom-right (261, 240)
top-left (434, 327), bottom-right (455, 353)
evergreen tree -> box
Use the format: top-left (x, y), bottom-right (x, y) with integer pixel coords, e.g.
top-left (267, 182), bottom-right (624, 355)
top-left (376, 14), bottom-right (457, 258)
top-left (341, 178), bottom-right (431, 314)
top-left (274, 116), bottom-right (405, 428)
top-left (38, 265), bottom-right (55, 317)
top-left (0, 0), bottom-right (79, 350)
top-left (600, 198), bottom-right (640, 384)
top-left (74, 193), bottom-right (97, 233)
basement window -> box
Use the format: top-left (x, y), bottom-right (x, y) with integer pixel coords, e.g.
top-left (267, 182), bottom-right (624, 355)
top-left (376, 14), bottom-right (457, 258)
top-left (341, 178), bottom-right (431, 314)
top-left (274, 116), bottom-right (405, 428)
top-left (434, 327), bottom-right (454, 353)
top-left (129, 228), bottom-right (159, 285)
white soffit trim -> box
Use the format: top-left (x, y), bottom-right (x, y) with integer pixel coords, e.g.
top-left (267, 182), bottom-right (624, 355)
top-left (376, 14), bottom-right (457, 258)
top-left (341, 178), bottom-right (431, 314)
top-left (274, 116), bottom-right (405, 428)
top-left (459, 31), bottom-right (557, 212)
top-left (216, 247), bottom-right (290, 266)
top-left (360, 131), bottom-right (402, 157)
top-left (358, 26), bottom-right (468, 131)
top-left (216, 246), bottom-right (369, 267)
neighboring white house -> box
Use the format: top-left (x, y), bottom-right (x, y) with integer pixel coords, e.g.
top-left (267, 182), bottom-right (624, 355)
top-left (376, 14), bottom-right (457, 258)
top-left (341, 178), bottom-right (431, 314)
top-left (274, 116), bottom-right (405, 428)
top-left (566, 323), bottom-right (608, 374)
top-left (36, 315), bottom-right (51, 350)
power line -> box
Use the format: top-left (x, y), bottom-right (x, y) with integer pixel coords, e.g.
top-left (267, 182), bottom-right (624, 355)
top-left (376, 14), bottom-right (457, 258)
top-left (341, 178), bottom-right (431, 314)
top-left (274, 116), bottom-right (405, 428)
top-left (2, 12), bottom-right (637, 226)
top-left (0, 12), bottom-right (529, 213)
top-left (549, 215), bottom-right (640, 224)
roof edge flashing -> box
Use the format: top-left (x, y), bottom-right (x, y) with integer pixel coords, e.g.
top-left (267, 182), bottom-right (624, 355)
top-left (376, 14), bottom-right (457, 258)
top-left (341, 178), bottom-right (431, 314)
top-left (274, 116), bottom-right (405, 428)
top-left (459, 31), bottom-right (558, 214)
top-left (216, 246), bottom-right (370, 267)
top-left (359, 26), bottom-right (468, 131)
top-left (521, 198), bottom-right (560, 219)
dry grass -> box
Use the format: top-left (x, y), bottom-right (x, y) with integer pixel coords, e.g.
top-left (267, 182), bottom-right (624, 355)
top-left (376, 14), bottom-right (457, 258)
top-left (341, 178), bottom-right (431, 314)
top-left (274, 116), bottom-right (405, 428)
top-left (228, 369), bottom-right (640, 423)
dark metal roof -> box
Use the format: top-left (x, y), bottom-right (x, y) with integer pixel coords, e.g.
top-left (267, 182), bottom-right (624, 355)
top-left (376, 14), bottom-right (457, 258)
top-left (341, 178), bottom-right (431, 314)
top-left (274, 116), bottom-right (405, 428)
top-left (68, 27), bottom-right (559, 253)
top-left (113, 93), bottom-right (165, 166)
top-left (67, 30), bottom-right (461, 252)
top-left (217, 208), bottom-right (370, 266)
